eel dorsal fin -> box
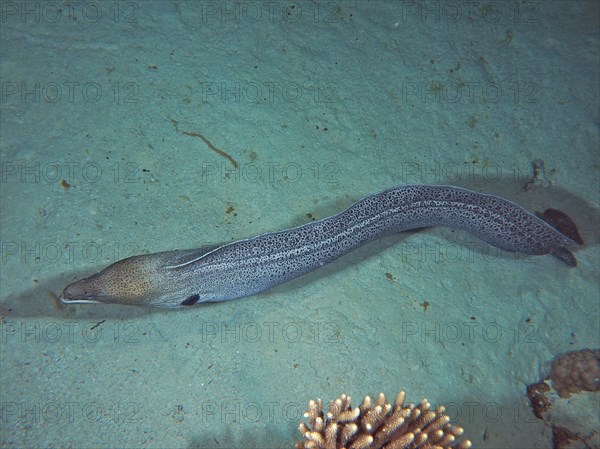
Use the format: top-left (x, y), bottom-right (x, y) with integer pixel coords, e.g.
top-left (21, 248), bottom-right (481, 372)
top-left (535, 208), bottom-right (584, 245)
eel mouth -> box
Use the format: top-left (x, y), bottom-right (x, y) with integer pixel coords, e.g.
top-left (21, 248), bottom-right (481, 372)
top-left (59, 279), bottom-right (103, 305)
top-left (60, 296), bottom-right (102, 305)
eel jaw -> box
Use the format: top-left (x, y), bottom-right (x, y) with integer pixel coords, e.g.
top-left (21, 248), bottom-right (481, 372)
top-left (59, 296), bottom-right (102, 305)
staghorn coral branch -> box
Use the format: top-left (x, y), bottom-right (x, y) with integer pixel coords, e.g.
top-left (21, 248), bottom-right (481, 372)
top-left (297, 392), bottom-right (471, 449)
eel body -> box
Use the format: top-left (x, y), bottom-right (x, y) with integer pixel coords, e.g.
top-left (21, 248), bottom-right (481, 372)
top-left (60, 184), bottom-right (582, 308)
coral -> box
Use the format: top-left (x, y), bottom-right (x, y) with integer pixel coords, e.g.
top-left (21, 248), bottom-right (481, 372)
top-left (526, 348), bottom-right (600, 449)
top-left (296, 391), bottom-right (471, 449)
top-left (526, 381), bottom-right (551, 419)
top-left (550, 348), bottom-right (600, 398)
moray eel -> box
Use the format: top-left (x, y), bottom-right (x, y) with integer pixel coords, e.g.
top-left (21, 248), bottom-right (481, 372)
top-left (60, 184), bottom-right (582, 308)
